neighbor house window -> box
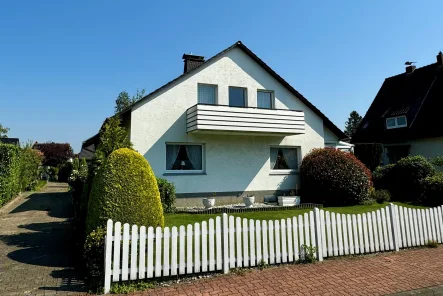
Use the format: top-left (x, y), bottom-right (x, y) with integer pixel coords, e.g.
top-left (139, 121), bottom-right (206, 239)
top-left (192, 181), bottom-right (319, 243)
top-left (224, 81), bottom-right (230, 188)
top-left (229, 87), bottom-right (247, 107)
top-left (270, 147), bottom-right (299, 171)
top-left (198, 84), bottom-right (217, 105)
top-left (386, 116), bottom-right (407, 129)
top-left (257, 90), bottom-right (273, 109)
top-left (385, 145), bottom-right (410, 164)
top-left (166, 144), bottom-right (203, 172)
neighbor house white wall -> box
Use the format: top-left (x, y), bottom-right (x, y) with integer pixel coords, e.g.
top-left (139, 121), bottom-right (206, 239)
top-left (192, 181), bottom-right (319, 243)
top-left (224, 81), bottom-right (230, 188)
top-left (130, 47), bottom-right (333, 194)
top-left (382, 136), bottom-right (443, 164)
top-left (409, 137), bottom-right (443, 159)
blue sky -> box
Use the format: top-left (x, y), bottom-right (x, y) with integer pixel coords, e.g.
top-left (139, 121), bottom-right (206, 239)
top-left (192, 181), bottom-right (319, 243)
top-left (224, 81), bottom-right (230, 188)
top-left (1, 1), bottom-right (442, 152)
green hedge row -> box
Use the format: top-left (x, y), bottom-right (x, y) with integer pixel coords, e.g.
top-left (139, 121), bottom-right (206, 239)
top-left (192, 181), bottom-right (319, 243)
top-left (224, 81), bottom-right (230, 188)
top-left (0, 143), bottom-right (43, 207)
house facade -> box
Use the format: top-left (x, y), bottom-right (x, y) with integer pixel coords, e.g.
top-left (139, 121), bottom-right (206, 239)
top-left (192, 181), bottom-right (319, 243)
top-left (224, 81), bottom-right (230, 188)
top-left (353, 52), bottom-right (443, 165)
top-left (84, 41), bottom-right (346, 206)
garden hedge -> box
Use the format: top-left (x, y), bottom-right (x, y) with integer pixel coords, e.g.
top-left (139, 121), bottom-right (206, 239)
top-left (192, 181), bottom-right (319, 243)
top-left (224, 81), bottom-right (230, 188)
top-left (0, 144), bottom-right (21, 206)
top-left (86, 148), bottom-right (164, 233)
top-left (0, 144), bottom-right (43, 207)
top-left (300, 148), bottom-right (372, 206)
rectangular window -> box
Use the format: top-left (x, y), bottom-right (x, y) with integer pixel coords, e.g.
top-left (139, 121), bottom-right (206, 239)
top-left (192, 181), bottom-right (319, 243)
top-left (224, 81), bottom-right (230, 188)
top-left (229, 87), bottom-right (246, 107)
top-left (386, 145), bottom-right (410, 164)
top-left (166, 144), bottom-right (203, 172)
top-left (198, 84), bottom-right (217, 105)
top-left (257, 90), bottom-right (273, 109)
top-left (270, 147), bottom-right (299, 171)
top-left (386, 116), bottom-right (407, 129)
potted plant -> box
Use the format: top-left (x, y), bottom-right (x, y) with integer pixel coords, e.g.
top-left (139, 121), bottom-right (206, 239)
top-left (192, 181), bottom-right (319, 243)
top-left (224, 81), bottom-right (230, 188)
top-left (278, 189), bottom-right (301, 206)
top-left (202, 192), bottom-right (216, 209)
top-left (243, 194), bottom-right (255, 208)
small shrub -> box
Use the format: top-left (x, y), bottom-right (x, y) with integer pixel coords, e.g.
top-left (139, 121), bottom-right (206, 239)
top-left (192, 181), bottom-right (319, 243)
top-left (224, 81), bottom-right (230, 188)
top-left (425, 240), bottom-right (438, 248)
top-left (393, 156), bottom-right (435, 201)
top-left (298, 244), bottom-right (317, 264)
top-left (156, 177), bottom-right (176, 213)
top-left (86, 148), bottom-right (164, 234)
top-left (420, 173), bottom-right (443, 206)
top-left (83, 227), bottom-right (106, 282)
top-left (300, 148), bottom-right (372, 206)
top-left (370, 189), bottom-right (391, 204)
top-left (372, 164), bottom-right (395, 192)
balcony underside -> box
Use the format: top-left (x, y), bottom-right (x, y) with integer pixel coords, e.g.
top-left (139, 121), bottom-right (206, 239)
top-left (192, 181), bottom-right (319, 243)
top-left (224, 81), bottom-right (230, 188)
top-left (186, 104), bottom-right (305, 136)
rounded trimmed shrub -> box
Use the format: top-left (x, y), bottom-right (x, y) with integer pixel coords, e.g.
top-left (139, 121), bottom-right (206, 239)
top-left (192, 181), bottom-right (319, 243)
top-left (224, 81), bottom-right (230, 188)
top-left (300, 148), bottom-right (372, 206)
top-left (86, 148), bottom-right (164, 233)
top-left (372, 164), bottom-right (395, 192)
top-left (370, 189), bottom-right (391, 204)
top-left (392, 156), bottom-right (435, 201)
top-left (420, 173), bottom-right (443, 206)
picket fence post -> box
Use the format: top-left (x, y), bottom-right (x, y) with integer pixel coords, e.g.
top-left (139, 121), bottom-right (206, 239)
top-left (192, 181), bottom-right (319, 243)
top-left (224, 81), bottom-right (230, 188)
top-left (314, 208), bottom-right (323, 261)
top-left (389, 204), bottom-right (400, 251)
top-left (222, 213), bottom-right (229, 274)
top-left (104, 219), bottom-right (113, 294)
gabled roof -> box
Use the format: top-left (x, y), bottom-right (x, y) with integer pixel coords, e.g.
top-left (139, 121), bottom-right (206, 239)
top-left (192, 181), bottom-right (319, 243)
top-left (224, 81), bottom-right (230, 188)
top-left (0, 138), bottom-right (19, 145)
top-left (119, 41), bottom-right (346, 139)
top-left (353, 62), bottom-right (443, 143)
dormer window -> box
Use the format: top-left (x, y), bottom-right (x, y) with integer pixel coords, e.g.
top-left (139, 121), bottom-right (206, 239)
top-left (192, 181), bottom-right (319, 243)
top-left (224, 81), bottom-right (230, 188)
top-left (386, 115), bottom-right (407, 129)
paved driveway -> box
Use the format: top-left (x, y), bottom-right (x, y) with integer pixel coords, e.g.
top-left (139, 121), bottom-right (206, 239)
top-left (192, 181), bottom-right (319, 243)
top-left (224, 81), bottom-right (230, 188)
top-left (0, 182), bottom-right (86, 296)
top-left (133, 247), bottom-right (443, 296)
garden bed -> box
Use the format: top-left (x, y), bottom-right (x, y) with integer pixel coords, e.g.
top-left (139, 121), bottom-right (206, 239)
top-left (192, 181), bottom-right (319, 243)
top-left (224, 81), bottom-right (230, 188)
top-left (175, 202), bottom-right (323, 214)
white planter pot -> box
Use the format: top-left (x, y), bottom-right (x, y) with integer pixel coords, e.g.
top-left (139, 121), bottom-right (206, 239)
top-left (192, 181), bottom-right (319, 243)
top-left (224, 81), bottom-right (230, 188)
top-left (278, 196), bottom-right (301, 206)
top-left (243, 196), bottom-right (255, 208)
top-left (202, 198), bottom-right (215, 209)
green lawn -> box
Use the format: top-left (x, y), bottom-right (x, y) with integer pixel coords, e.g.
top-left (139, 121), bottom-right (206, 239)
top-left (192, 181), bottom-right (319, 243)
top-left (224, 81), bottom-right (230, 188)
top-left (165, 202), bottom-right (428, 228)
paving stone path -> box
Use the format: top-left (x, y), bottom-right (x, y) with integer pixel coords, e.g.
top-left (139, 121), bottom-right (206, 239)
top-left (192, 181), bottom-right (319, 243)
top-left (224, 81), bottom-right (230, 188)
top-left (0, 182), bottom-right (86, 296)
top-left (120, 247), bottom-right (443, 296)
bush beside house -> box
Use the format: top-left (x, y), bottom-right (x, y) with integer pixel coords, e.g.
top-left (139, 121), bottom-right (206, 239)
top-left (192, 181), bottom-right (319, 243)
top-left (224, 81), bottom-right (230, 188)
top-left (300, 148), bottom-right (372, 206)
top-left (373, 155), bottom-right (442, 205)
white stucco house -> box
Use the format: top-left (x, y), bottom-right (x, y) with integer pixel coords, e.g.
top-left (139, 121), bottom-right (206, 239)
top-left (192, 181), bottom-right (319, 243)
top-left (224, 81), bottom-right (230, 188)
top-left (82, 41), bottom-right (346, 206)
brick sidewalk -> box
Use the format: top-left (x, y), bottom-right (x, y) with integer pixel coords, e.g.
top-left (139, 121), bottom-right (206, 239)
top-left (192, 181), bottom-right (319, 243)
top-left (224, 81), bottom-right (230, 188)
top-left (120, 247), bottom-right (443, 296)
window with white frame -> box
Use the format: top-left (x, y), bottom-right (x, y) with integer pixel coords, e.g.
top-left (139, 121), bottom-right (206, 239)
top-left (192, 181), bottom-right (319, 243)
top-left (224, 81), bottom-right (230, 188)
top-left (257, 90), bottom-right (273, 109)
top-left (166, 144), bottom-right (203, 172)
top-left (270, 147), bottom-right (299, 171)
top-left (198, 84), bottom-right (217, 105)
top-left (386, 115), bottom-right (407, 129)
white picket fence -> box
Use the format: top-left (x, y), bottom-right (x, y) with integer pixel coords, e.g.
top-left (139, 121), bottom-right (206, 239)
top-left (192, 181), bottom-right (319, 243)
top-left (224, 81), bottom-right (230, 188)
top-left (103, 204), bottom-right (443, 293)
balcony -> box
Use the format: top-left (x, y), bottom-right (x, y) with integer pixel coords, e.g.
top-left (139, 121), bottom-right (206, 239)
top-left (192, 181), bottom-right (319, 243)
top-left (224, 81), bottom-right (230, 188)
top-left (186, 104), bottom-right (305, 135)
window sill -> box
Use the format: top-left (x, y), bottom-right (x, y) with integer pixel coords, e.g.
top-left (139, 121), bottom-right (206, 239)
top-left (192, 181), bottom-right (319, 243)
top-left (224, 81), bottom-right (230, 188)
top-left (269, 170), bottom-right (299, 175)
top-left (163, 171), bottom-right (207, 176)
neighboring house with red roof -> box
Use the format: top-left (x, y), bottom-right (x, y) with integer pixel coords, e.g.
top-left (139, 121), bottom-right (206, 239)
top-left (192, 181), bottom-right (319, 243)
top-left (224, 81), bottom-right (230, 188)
top-left (353, 52), bottom-right (443, 164)
top-left (82, 41), bottom-right (346, 206)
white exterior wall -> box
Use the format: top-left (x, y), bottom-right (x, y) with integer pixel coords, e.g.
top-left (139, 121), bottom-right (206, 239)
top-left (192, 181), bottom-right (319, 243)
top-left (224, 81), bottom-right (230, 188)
top-left (131, 47), bottom-right (337, 194)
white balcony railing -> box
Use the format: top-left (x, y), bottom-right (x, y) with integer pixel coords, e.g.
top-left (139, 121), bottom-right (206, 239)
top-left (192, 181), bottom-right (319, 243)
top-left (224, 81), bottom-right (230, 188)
top-left (186, 104), bottom-right (305, 135)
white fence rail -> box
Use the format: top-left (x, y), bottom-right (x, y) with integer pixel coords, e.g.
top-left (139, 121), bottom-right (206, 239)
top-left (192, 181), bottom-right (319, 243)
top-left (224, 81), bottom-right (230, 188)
top-left (103, 204), bottom-right (443, 293)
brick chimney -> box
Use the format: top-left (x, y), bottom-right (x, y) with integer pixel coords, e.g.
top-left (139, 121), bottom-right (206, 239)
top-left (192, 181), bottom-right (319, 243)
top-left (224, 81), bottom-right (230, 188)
top-left (406, 65), bottom-right (416, 74)
top-left (182, 54), bottom-right (205, 74)
top-left (437, 51), bottom-right (443, 66)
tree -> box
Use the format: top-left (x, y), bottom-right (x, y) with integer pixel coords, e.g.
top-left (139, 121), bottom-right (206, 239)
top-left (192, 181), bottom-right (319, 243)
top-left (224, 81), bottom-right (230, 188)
top-left (114, 89), bottom-right (146, 114)
top-left (0, 123), bottom-right (9, 138)
top-left (344, 111), bottom-right (362, 138)
top-left (33, 142), bottom-right (74, 167)
top-left (95, 116), bottom-right (132, 159)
